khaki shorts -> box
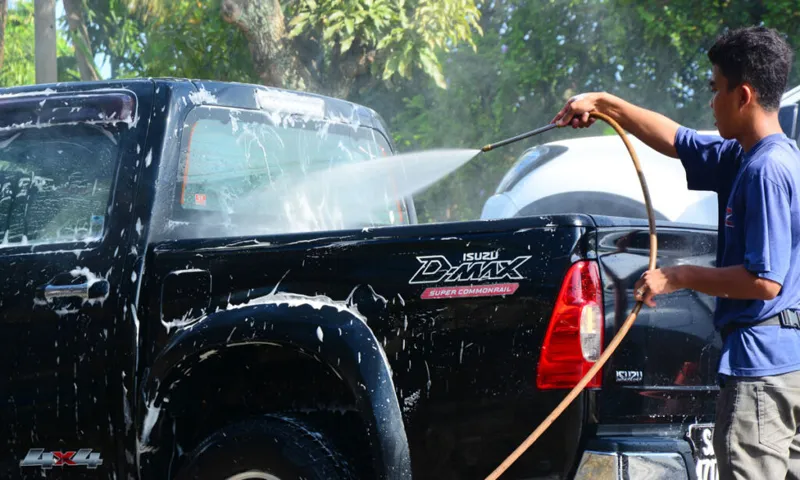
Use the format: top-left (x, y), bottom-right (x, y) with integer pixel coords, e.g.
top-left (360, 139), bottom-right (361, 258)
top-left (714, 370), bottom-right (800, 480)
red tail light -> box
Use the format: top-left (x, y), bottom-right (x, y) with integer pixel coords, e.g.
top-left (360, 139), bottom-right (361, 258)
top-left (537, 260), bottom-right (604, 390)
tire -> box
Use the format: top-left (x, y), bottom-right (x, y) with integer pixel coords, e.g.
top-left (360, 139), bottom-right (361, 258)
top-left (174, 415), bottom-right (356, 480)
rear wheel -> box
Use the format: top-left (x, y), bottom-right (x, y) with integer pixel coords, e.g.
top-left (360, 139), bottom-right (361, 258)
top-left (175, 415), bottom-right (356, 480)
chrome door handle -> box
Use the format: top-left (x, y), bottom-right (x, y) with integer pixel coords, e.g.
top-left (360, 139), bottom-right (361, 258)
top-left (42, 279), bottom-right (110, 300)
top-left (45, 283), bottom-right (89, 299)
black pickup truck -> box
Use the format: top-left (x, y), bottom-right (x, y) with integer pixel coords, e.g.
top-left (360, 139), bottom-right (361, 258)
top-left (0, 78), bottom-right (727, 480)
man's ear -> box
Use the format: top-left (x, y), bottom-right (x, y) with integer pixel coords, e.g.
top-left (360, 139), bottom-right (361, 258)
top-left (740, 83), bottom-right (755, 109)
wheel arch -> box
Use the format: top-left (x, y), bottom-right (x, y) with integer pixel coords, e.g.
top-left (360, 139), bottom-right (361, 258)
top-left (136, 300), bottom-right (411, 480)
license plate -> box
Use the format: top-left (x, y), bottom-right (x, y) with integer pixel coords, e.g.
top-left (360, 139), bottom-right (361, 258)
top-left (688, 423), bottom-right (718, 480)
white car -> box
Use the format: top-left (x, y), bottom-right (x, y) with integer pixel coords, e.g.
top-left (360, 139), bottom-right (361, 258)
top-left (480, 132), bottom-right (720, 226)
top-left (481, 89), bottom-right (800, 227)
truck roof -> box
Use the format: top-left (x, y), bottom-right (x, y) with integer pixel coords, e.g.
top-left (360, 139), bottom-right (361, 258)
top-left (0, 78), bottom-right (393, 142)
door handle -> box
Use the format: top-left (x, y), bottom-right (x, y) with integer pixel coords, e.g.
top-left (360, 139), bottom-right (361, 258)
top-left (40, 279), bottom-right (110, 301)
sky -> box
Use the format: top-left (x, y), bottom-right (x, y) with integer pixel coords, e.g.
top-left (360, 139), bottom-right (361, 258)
top-left (8, 0), bottom-right (113, 79)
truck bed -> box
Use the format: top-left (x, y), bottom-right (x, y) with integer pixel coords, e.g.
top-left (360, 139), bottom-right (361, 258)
top-left (141, 213), bottom-right (720, 479)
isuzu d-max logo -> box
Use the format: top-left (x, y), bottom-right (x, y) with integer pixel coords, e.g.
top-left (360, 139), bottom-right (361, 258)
top-left (410, 253), bottom-right (530, 284)
top-left (410, 252), bottom-right (530, 299)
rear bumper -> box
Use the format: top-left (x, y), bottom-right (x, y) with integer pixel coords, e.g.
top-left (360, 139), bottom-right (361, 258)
top-left (573, 436), bottom-right (706, 480)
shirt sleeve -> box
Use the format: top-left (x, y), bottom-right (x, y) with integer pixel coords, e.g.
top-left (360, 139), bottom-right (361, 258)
top-left (674, 126), bottom-right (740, 193)
top-left (742, 173), bottom-right (792, 285)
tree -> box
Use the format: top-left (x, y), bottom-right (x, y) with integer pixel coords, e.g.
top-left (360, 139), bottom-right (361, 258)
top-left (63, 0), bottom-right (99, 81)
top-left (0, 0), bottom-right (7, 71)
top-left (386, 0), bottom-right (652, 222)
top-left (617, 0), bottom-right (800, 127)
top-left (34, 0), bottom-right (57, 83)
top-left (0, 0), bottom-right (78, 87)
top-left (138, 0), bottom-right (257, 83)
top-left (219, 0), bottom-right (482, 98)
top-left (117, 0), bottom-right (482, 98)
top-left (82, 0), bottom-right (147, 78)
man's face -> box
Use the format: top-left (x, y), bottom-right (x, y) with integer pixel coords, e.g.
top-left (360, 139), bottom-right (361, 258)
top-left (709, 66), bottom-right (742, 139)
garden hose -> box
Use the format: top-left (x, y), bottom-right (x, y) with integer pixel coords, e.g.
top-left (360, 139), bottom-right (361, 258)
top-left (483, 111), bottom-right (658, 480)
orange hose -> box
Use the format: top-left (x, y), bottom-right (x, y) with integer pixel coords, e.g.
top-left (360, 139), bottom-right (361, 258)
top-left (484, 111), bottom-right (658, 480)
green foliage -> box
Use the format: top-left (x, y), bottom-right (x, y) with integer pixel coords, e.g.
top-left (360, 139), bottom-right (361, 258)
top-left (384, 0), bottom-right (652, 221)
top-left (0, 1), bottom-right (37, 87)
top-left (125, 0), bottom-right (168, 21)
top-left (84, 0), bottom-right (147, 77)
top-left (618, 0), bottom-right (800, 125)
top-left (138, 0), bottom-right (257, 82)
top-left (79, 0), bottom-right (255, 82)
top-left (287, 0), bottom-right (482, 89)
top-left (0, 0), bottom-right (79, 88)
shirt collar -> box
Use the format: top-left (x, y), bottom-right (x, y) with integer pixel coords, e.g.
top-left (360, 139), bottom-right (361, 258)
top-left (743, 132), bottom-right (787, 159)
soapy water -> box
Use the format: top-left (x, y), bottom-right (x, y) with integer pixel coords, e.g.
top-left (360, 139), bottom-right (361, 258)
top-left (232, 148), bottom-right (481, 233)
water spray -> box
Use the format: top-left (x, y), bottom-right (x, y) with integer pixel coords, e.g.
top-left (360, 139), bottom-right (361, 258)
top-left (481, 111), bottom-right (658, 480)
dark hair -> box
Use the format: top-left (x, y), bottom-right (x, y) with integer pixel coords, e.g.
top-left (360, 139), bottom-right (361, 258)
top-left (708, 26), bottom-right (793, 111)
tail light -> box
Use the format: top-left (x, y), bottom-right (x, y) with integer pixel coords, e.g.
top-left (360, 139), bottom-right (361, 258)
top-left (537, 260), bottom-right (604, 390)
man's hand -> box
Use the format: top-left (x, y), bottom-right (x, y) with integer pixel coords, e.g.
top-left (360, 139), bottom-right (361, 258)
top-left (550, 92), bottom-right (681, 158)
top-left (552, 92), bottom-right (603, 128)
top-left (634, 267), bottom-right (683, 307)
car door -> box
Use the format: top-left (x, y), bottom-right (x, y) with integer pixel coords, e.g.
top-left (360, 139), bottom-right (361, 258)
top-left (0, 84), bottom-right (153, 478)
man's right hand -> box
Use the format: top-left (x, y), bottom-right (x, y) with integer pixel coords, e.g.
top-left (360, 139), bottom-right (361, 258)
top-left (552, 92), bottom-right (604, 128)
top-left (550, 91), bottom-right (681, 158)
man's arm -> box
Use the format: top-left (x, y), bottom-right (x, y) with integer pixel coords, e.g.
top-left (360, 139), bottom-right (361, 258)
top-left (676, 265), bottom-right (779, 300)
top-left (636, 171), bottom-right (792, 307)
top-left (552, 92), bottom-right (681, 158)
top-left (635, 265), bottom-right (780, 307)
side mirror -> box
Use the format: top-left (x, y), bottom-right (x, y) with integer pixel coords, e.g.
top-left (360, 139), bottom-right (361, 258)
top-left (779, 103), bottom-right (799, 140)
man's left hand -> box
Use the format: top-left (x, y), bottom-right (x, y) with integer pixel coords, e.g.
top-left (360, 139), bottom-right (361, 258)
top-left (634, 267), bottom-right (682, 307)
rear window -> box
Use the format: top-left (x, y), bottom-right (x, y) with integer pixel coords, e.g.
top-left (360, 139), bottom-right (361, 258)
top-left (171, 106), bottom-right (409, 238)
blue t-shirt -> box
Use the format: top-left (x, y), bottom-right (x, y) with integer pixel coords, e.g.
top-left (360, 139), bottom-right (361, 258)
top-left (675, 127), bottom-right (800, 377)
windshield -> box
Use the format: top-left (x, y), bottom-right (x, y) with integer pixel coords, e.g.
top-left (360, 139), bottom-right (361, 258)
top-left (171, 106), bottom-right (409, 238)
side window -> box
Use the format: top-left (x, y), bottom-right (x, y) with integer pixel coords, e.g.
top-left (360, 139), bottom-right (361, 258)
top-left (169, 106), bottom-right (409, 239)
top-left (0, 124), bottom-right (119, 247)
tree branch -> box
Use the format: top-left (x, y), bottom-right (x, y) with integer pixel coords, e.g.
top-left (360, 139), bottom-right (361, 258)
top-left (63, 0), bottom-right (99, 81)
top-left (221, 0), bottom-right (316, 91)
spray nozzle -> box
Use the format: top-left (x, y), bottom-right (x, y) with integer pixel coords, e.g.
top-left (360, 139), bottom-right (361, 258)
top-left (481, 122), bottom-right (559, 152)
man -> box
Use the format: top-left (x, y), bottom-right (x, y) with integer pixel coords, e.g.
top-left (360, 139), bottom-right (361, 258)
top-left (552, 26), bottom-right (800, 479)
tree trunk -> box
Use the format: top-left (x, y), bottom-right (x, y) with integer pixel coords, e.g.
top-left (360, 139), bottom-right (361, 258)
top-left (220, 0), bottom-right (380, 99)
top-left (34, 0), bottom-right (57, 84)
top-left (221, 0), bottom-right (317, 92)
top-left (0, 0), bottom-right (7, 71)
top-left (63, 0), bottom-right (99, 81)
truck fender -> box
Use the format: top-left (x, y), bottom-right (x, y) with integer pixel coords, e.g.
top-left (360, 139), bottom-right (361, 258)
top-left (139, 295), bottom-right (411, 480)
